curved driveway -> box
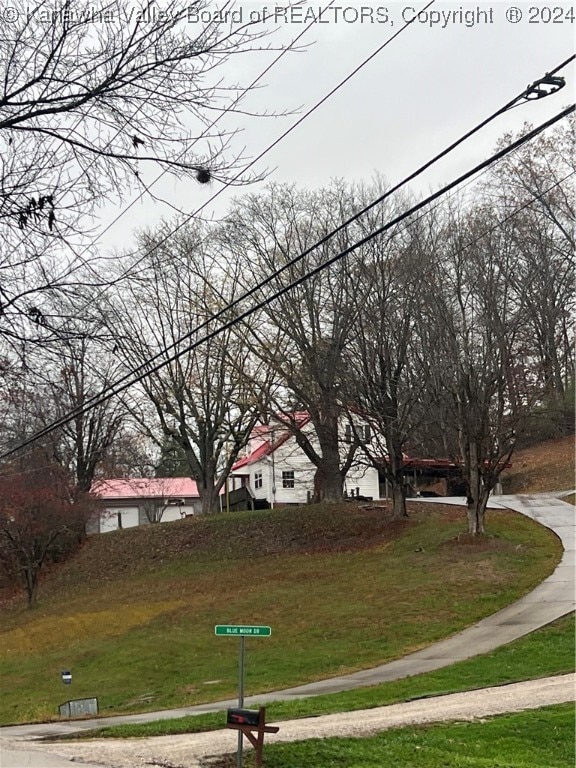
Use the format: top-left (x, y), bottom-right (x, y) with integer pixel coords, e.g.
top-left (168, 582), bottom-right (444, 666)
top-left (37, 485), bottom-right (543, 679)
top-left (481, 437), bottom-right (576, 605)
top-left (225, 493), bottom-right (576, 702)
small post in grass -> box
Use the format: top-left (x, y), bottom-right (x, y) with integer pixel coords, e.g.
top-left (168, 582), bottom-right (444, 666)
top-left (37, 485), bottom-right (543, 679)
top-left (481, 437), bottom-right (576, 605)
top-left (61, 670), bottom-right (72, 685)
top-left (214, 625), bottom-right (272, 768)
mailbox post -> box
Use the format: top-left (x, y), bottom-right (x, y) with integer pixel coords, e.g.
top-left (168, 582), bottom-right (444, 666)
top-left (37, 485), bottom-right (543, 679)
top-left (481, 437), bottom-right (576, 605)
top-left (226, 706), bottom-right (279, 768)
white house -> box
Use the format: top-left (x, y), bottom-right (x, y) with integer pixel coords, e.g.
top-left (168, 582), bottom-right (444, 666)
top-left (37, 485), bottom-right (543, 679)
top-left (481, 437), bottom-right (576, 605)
top-left (230, 413), bottom-right (380, 506)
top-left (90, 477), bottom-right (200, 533)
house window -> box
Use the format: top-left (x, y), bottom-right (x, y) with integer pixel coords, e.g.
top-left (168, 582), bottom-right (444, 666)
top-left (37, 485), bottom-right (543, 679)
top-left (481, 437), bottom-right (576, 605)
top-left (344, 424), bottom-right (353, 443)
top-left (254, 471), bottom-right (263, 489)
top-left (282, 470), bottom-right (295, 489)
top-left (363, 424), bottom-right (371, 442)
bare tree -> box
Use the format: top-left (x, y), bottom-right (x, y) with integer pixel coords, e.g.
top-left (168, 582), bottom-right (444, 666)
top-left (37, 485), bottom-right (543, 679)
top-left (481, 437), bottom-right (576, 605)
top-left (36, 336), bottom-right (126, 492)
top-left (221, 181), bottom-right (384, 502)
top-left (347, 212), bottom-right (439, 518)
top-left (96, 429), bottom-right (157, 479)
top-left (139, 498), bottom-right (169, 524)
top-left (0, 329), bottom-right (126, 492)
top-left (424, 203), bottom-right (529, 534)
top-left (104, 222), bottom-right (269, 514)
top-left (0, 0), bottom-right (283, 344)
top-left (485, 116), bottom-right (575, 420)
top-left (0, 0), bottom-right (273, 232)
top-left (137, 478), bottom-right (175, 523)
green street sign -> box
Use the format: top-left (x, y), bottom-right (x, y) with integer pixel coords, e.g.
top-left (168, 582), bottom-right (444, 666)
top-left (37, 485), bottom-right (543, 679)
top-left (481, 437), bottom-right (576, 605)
top-left (215, 625), bottom-right (271, 637)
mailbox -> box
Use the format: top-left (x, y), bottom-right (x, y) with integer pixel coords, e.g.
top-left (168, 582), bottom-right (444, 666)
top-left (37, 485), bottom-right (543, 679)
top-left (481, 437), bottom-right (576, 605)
top-left (225, 706), bottom-right (279, 767)
top-left (227, 708), bottom-right (261, 727)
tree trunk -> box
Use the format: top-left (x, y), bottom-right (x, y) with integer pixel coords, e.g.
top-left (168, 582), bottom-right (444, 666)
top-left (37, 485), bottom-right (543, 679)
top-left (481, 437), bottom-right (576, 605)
top-left (465, 440), bottom-right (486, 535)
top-left (391, 482), bottom-right (407, 519)
top-left (388, 445), bottom-right (408, 519)
top-left (309, 419), bottom-right (345, 503)
top-left (24, 565), bottom-right (39, 608)
top-left (312, 465), bottom-right (344, 503)
top-left (466, 499), bottom-right (485, 535)
top-left (466, 440), bottom-right (488, 536)
top-left (199, 483), bottom-right (219, 515)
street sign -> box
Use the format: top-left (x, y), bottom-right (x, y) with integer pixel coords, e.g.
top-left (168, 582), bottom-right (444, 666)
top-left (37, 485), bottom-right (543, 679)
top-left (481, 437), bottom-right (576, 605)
top-left (215, 625), bottom-right (271, 637)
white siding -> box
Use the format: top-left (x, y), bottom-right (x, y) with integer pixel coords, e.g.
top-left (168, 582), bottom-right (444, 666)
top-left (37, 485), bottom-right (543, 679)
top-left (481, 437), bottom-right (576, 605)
top-left (231, 415), bottom-right (383, 507)
top-left (98, 503), bottom-right (197, 532)
top-left (344, 465), bottom-right (380, 500)
top-left (100, 506), bottom-right (139, 533)
top-left (246, 437), bottom-right (317, 505)
top-left (250, 464), bottom-right (270, 502)
top-left (160, 505), bottom-right (195, 522)
top-left (270, 438), bottom-right (316, 505)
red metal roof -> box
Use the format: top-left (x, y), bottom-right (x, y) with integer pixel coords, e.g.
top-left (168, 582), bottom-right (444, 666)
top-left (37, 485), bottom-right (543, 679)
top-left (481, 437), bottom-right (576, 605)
top-left (232, 414), bottom-right (311, 471)
top-left (377, 456), bottom-right (511, 470)
top-left (92, 477), bottom-right (200, 499)
top-left (232, 440), bottom-right (278, 470)
top-left (402, 457), bottom-right (460, 469)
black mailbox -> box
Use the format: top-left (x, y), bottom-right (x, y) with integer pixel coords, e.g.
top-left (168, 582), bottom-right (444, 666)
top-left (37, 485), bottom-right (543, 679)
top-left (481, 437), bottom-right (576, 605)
top-left (227, 707), bottom-right (261, 726)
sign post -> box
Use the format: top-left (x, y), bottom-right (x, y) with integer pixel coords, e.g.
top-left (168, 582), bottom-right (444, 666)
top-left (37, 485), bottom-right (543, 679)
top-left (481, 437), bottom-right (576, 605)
top-left (237, 635), bottom-right (245, 767)
top-left (215, 626), bottom-right (271, 768)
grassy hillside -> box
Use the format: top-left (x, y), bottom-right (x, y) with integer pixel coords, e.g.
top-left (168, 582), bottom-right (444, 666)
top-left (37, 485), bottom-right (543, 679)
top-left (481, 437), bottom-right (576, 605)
top-left (73, 613), bottom-right (575, 740)
top-left (502, 435), bottom-right (574, 494)
top-left (0, 502), bottom-right (561, 724)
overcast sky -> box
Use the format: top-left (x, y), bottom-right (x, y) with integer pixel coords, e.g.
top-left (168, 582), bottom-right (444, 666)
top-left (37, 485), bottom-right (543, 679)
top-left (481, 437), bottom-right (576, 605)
top-left (96, 0), bottom-right (575, 256)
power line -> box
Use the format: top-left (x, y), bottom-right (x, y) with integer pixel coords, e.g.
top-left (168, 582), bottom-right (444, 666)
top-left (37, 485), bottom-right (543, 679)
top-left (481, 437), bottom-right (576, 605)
top-left (46, 0), bottom-right (438, 300)
top-left (57, 51), bottom-right (576, 334)
top-left (2, 165), bottom-right (572, 481)
top-left (2, 103), bottom-right (572, 460)
top-left (30, 57), bottom-right (573, 411)
top-left (0, 125), bottom-right (545, 472)
top-left (3, 0), bottom-right (436, 341)
top-left (3, 2), bottom-right (332, 327)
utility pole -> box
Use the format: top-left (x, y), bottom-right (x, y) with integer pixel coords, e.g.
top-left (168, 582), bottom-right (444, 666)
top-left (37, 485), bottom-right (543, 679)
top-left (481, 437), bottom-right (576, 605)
top-left (270, 425), bottom-right (276, 509)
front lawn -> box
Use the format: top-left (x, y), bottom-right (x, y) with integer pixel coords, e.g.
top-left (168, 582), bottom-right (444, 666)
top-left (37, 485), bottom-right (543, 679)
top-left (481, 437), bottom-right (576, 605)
top-left (0, 503), bottom-right (561, 724)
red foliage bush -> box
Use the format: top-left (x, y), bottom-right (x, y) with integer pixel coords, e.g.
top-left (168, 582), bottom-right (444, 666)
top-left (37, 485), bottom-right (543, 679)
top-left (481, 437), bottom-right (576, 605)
top-left (0, 462), bottom-right (96, 606)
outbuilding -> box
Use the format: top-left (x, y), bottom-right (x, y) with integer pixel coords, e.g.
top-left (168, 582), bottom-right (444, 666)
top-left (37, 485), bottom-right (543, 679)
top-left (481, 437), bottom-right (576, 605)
top-left (90, 477), bottom-right (200, 533)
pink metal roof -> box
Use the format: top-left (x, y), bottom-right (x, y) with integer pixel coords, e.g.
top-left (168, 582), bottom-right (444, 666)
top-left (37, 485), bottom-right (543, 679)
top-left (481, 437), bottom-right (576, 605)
top-left (92, 477), bottom-right (200, 499)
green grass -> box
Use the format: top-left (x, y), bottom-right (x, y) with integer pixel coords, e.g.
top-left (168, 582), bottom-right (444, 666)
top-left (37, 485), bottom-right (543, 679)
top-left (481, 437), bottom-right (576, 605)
top-left (211, 704), bottom-right (574, 768)
top-left (75, 612), bottom-right (574, 739)
top-left (502, 435), bottom-right (574, 494)
top-left (0, 503), bottom-right (562, 724)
